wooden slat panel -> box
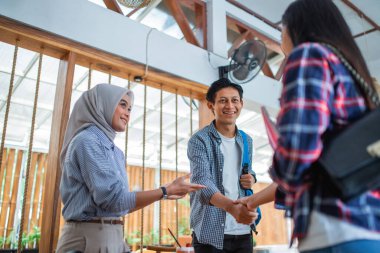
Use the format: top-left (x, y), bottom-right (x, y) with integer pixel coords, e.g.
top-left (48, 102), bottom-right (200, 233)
top-left (38, 155), bottom-right (48, 229)
top-left (124, 165), bottom-right (155, 246)
top-left (23, 152), bottom-right (39, 234)
top-left (0, 149), bottom-right (7, 197)
top-left (159, 170), bottom-right (188, 245)
top-left (30, 153), bottom-right (46, 232)
top-left (252, 182), bottom-right (287, 245)
top-left (0, 149), bottom-right (15, 237)
top-left (5, 150), bottom-right (23, 248)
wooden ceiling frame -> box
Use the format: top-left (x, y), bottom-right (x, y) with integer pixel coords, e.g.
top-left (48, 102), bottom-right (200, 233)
top-left (227, 16), bottom-right (282, 55)
top-left (275, 57), bottom-right (287, 80)
top-left (227, 18), bottom-right (283, 80)
top-left (354, 28), bottom-right (378, 39)
top-left (341, 0), bottom-right (380, 32)
top-left (126, 7), bottom-right (140, 17)
top-left (0, 16), bottom-right (206, 100)
top-left (226, 0), bottom-right (281, 31)
top-left (194, 1), bottom-right (207, 49)
top-left (134, 0), bottom-right (162, 22)
top-left (262, 62), bottom-right (275, 79)
top-left (103, 0), bottom-right (124, 14)
top-left (228, 30), bottom-right (250, 58)
top-left (164, 0), bottom-right (200, 48)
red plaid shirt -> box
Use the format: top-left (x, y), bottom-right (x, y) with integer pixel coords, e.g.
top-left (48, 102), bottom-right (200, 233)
top-left (269, 43), bottom-right (380, 241)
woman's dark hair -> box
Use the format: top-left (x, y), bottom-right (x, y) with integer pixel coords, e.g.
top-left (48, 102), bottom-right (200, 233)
top-left (206, 78), bottom-right (243, 103)
top-left (282, 0), bottom-right (375, 95)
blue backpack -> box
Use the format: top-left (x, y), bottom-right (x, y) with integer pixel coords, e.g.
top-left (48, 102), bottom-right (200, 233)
top-left (239, 130), bottom-right (262, 230)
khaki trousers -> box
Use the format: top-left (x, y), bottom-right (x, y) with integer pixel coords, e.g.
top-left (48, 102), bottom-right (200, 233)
top-left (56, 221), bottom-right (130, 253)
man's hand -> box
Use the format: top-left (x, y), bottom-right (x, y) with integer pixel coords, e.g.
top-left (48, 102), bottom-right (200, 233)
top-left (240, 174), bottom-right (255, 189)
top-left (225, 203), bottom-right (258, 225)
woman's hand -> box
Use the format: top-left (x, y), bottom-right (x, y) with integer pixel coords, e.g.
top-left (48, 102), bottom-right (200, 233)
top-left (233, 196), bottom-right (258, 211)
top-left (165, 173), bottom-right (206, 200)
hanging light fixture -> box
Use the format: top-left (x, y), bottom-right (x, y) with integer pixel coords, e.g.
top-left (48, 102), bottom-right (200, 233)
top-left (117, 0), bottom-right (153, 8)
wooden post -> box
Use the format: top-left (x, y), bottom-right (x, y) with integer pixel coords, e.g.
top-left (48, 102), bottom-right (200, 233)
top-left (198, 99), bottom-right (214, 129)
top-left (39, 51), bottom-right (76, 253)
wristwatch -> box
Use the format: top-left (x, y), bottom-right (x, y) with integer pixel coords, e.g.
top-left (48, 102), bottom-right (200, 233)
top-left (160, 186), bottom-right (168, 199)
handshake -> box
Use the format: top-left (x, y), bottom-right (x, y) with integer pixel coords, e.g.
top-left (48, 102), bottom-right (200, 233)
top-left (228, 182), bottom-right (277, 225)
top-left (226, 195), bottom-right (260, 225)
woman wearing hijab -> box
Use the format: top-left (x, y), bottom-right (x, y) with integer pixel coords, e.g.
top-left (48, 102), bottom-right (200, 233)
top-left (56, 83), bottom-right (205, 253)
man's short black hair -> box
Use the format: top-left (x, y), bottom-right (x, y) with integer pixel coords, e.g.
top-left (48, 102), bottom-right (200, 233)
top-left (206, 78), bottom-right (243, 103)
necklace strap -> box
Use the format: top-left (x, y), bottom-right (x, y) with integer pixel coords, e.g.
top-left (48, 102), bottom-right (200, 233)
top-left (321, 43), bottom-right (380, 108)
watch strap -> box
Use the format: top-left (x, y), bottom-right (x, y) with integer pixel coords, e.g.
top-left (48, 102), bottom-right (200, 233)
top-left (160, 186), bottom-right (168, 199)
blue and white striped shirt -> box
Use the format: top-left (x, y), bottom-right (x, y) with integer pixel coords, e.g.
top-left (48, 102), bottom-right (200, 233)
top-left (188, 121), bottom-right (254, 250)
top-left (60, 125), bottom-right (136, 220)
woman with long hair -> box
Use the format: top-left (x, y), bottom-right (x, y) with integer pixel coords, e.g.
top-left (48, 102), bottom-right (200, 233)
top-left (237, 0), bottom-right (380, 252)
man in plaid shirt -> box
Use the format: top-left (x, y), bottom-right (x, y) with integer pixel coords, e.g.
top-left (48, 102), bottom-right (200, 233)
top-left (188, 78), bottom-right (258, 252)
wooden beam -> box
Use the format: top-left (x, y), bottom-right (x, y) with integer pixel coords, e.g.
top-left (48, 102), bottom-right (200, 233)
top-left (227, 16), bottom-right (282, 55)
top-left (341, 0), bottom-right (380, 31)
top-left (194, 1), bottom-right (207, 49)
top-left (164, 0), bottom-right (200, 47)
top-left (126, 7), bottom-right (141, 17)
top-left (262, 62), bottom-right (274, 79)
top-left (39, 51), bottom-right (76, 253)
top-left (103, 0), bottom-right (124, 14)
top-left (135, 0), bottom-right (162, 22)
top-left (0, 16), bottom-right (207, 100)
top-left (198, 99), bottom-right (214, 129)
top-left (275, 58), bottom-right (287, 80)
top-left (228, 30), bottom-right (250, 58)
top-left (353, 28), bottom-right (377, 38)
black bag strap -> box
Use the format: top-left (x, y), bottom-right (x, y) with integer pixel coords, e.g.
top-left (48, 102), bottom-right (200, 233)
top-left (321, 43), bottom-right (380, 108)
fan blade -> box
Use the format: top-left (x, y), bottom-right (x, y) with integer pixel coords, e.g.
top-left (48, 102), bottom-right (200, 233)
top-left (233, 45), bottom-right (251, 65)
top-left (232, 65), bottom-right (250, 80)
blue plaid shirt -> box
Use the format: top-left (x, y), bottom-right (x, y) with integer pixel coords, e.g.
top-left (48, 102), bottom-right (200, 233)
top-left (188, 121), bottom-right (254, 250)
top-left (270, 43), bottom-right (380, 241)
top-left (60, 125), bottom-right (136, 220)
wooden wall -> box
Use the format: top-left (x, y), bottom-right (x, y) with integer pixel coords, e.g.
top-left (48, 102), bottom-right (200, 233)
top-left (253, 183), bottom-right (288, 246)
top-left (0, 148), bottom-right (47, 248)
top-left (0, 148), bottom-right (288, 249)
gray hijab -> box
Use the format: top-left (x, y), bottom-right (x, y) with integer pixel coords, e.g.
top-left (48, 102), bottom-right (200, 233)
top-left (60, 83), bottom-right (134, 167)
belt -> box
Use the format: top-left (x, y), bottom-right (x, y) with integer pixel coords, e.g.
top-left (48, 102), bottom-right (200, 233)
top-left (224, 234), bottom-right (251, 240)
top-left (67, 219), bottom-right (124, 225)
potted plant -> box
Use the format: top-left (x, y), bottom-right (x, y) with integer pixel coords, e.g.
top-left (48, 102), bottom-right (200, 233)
top-left (21, 226), bottom-right (40, 253)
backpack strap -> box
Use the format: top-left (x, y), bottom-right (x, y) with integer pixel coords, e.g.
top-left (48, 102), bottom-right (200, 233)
top-left (238, 130), bottom-right (261, 227)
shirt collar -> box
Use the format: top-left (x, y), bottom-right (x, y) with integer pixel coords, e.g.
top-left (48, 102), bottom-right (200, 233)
top-left (208, 120), bottom-right (242, 143)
